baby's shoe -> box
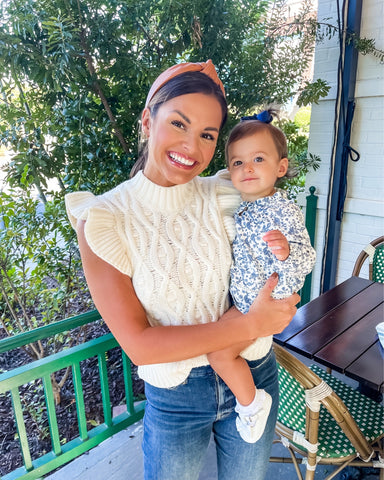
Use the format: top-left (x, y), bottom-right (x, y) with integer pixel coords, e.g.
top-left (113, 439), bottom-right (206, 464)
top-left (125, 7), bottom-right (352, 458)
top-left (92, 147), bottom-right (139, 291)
top-left (235, 390), bottom-right (272, 443)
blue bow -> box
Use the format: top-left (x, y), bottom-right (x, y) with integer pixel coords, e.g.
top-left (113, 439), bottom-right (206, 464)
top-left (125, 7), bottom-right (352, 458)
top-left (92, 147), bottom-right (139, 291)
top-left (240, 110), bottom-right (273, 124)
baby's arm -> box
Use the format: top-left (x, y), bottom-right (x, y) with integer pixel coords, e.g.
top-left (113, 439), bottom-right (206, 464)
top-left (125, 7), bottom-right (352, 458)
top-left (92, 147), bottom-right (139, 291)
top-left (261, 203), bottom-right (316, 297)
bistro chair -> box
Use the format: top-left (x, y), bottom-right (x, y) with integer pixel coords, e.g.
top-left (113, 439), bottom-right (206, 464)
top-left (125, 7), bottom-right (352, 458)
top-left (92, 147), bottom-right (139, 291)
top-left (352, 235), bottom-right (384, 283)
top-left (271, 342), bottom-right (384, 480)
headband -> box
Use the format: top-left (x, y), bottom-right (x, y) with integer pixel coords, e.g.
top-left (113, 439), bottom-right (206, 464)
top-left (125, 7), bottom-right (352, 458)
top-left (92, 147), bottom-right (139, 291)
top-left (145, 59), bottom-right (225, 107)
top-left (241, 110), bottom-right (273, 124)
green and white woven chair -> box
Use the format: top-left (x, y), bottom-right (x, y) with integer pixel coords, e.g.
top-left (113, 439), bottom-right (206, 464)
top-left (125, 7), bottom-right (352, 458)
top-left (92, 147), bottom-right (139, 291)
top-left (352, 235), bottom-right (384, 283)
top-left (271, 342), bottom-right (384, 480)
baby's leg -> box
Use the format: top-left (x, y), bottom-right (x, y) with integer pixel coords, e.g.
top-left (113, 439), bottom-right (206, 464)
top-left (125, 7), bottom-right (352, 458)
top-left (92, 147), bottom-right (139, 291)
top-left (208, 344), bottom-right (272, 444)
top-left (208, 342), bottom-right (256, 406)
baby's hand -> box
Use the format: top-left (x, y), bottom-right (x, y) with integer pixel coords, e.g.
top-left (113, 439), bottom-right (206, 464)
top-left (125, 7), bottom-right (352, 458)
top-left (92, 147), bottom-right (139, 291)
top-left (262, 230), bottom-right (290, 261)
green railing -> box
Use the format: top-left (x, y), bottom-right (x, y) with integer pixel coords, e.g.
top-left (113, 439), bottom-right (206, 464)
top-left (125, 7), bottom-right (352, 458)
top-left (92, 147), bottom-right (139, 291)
top-left (0, 311), bottom-right (145, 480)
top-left (299, 186), bottom-right (318, 307)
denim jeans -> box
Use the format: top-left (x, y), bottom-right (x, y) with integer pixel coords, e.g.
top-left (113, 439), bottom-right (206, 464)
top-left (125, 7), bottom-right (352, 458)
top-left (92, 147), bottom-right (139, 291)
top-left (142, 348), bottom-right (279, 480)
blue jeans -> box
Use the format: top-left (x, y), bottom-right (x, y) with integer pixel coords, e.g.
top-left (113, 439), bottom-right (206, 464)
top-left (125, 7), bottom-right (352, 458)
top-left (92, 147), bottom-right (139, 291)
top-left (142, 348), bottom-right (279, 480)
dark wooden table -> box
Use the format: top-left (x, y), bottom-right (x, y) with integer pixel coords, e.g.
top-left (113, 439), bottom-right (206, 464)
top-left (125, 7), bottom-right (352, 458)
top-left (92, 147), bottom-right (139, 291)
top-left (274, 276), bottom-right (384, 393)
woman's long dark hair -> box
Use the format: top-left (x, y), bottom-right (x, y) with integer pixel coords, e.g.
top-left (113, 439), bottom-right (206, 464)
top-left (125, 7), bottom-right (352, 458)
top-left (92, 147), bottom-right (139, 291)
top-left (130, 71), bottom-right (228, 178)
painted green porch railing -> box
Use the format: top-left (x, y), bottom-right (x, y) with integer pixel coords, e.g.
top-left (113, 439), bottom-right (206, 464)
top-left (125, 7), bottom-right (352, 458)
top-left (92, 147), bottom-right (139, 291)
top-left (0, 311), bottom-right (145, 480)
top-left (299, 186), bottom-right (318, 307)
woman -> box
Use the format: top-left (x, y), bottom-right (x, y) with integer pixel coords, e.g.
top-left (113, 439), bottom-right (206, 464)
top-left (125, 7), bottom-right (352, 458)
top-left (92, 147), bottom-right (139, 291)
top-left (65, 60), bottom-right (299, 480)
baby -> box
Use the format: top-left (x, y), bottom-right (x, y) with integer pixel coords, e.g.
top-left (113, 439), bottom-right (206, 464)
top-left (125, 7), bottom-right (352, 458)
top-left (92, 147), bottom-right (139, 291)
top-left (208, 108), bottom-right (316, 443)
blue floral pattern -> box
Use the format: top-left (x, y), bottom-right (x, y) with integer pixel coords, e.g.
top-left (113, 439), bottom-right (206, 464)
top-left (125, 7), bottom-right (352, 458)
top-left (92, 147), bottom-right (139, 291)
top-left (230, 190), bottom-right (316, 313)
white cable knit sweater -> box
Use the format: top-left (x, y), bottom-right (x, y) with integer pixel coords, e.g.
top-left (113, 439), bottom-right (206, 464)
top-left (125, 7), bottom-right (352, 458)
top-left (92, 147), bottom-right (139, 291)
top-left (65, 170), bottom-right (273, 388)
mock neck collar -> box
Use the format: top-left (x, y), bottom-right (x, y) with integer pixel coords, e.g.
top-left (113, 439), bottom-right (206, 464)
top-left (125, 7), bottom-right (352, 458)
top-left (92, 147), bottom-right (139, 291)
top-left (128, 170), bottom-right (195, 212)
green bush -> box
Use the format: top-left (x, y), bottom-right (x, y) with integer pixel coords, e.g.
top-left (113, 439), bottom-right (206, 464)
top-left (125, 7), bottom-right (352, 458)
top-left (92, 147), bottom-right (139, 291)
top-left (278, 111), bottom-right (321, 199)
top-left (0, 168), bottom-right (92, 361)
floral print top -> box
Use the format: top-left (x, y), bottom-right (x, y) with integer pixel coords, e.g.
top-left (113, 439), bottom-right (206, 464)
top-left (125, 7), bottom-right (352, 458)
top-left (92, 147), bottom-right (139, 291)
top-left (230, 190), bottom-right (316, 313)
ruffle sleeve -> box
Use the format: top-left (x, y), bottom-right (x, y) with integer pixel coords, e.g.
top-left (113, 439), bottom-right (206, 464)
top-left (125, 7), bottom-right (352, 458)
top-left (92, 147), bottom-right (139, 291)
top-left (65, 192), bottom-right (132, 277)
top-left (213, 169), bottom-right (241, 243)
top-left (65, 191), bottom-right (99, 229)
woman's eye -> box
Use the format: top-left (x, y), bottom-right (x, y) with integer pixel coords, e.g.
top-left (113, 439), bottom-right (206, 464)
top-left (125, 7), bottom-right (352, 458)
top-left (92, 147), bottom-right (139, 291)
top-left (254, 156), bottom-right (263, 163)
top-left (171, 120), bottom-right (185, 129)
top-left (202, 132), bottom-right (215, 141)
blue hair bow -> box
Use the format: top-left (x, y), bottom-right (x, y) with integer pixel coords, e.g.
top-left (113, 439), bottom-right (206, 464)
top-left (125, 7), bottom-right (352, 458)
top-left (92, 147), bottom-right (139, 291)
top-left (240, 110), bottom-right (273, 124)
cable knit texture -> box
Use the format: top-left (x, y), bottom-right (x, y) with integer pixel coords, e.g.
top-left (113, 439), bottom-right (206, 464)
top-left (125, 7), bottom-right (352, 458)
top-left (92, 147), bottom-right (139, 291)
top-left (65, 170), bottom-right (273, 388)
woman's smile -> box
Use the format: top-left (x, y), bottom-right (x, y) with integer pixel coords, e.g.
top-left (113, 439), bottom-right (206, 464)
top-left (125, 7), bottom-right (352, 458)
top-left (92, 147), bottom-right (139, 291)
top-left (168, 151), bottom-right (196, 168)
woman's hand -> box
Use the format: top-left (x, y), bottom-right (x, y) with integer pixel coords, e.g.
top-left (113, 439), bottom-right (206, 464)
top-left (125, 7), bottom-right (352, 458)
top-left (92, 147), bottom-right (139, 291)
top-left (246, 273), bottom-right (300, 338)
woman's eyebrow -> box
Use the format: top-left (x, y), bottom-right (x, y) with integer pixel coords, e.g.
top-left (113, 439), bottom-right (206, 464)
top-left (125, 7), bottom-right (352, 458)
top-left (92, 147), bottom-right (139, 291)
top-left (172, 110), bottom-right (219, 132)
top-left (173, 110), bottom-right (191, 124)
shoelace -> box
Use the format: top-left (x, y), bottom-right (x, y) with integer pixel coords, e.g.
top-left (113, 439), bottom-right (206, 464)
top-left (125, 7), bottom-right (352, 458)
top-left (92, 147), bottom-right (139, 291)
top-left (241, 414), bottom-right (259, 426)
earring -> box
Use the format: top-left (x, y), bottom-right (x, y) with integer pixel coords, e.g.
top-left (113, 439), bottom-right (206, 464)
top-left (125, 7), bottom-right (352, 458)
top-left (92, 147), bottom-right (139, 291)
top-left (139, 130), bottom-right (148, 147)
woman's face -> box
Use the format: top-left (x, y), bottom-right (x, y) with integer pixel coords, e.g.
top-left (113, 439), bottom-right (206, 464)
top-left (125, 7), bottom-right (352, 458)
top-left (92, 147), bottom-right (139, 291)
top-left (142, 93), bottom-right (223, 187)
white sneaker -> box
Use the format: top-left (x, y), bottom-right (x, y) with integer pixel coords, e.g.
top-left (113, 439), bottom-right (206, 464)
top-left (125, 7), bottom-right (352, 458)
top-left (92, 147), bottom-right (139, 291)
top-left (235, 391), bottom-right (272, 443)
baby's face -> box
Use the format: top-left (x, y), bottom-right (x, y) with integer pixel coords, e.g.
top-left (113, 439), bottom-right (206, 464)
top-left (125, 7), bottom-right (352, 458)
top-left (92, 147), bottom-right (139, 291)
top-left (227, 130), bottom-right (288, 202)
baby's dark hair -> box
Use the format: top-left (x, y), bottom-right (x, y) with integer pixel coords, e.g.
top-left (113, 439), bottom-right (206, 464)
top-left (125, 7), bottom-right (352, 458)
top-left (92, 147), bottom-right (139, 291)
top-left (225, 107), bottom-right (296, 182)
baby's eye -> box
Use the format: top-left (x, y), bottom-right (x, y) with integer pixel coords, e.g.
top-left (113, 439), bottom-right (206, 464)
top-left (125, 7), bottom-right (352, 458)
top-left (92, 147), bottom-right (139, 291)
top-left (233, 160), bottom-right (242, 167)
top-left (253, 156), bottom-right (264, 163)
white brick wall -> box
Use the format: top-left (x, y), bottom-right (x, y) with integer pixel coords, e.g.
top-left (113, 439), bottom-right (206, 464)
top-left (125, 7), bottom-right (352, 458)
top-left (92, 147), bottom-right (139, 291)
top-left (303, 0), bottom-right (384, 296)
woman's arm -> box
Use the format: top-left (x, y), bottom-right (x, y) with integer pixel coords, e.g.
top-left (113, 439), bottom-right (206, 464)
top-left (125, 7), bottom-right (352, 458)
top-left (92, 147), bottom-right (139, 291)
top-left (77, 220), bottom-right (299, 365)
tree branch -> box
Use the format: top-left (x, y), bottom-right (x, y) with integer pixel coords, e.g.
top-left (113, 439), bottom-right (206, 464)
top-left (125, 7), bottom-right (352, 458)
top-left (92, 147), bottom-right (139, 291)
top-left (76, 0), bottom-right (130, 155)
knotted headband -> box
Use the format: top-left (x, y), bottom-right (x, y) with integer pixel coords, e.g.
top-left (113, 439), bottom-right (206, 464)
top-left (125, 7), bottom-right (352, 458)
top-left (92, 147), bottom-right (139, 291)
top-left (241, 110), bottom-right (273, 123)
top-left (145, 59), bottom-right (225, 107)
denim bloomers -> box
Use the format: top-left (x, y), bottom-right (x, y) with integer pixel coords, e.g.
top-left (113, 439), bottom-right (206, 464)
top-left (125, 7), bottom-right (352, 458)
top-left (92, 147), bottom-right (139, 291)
top-left (142, 348), bottom-right (278, 480)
